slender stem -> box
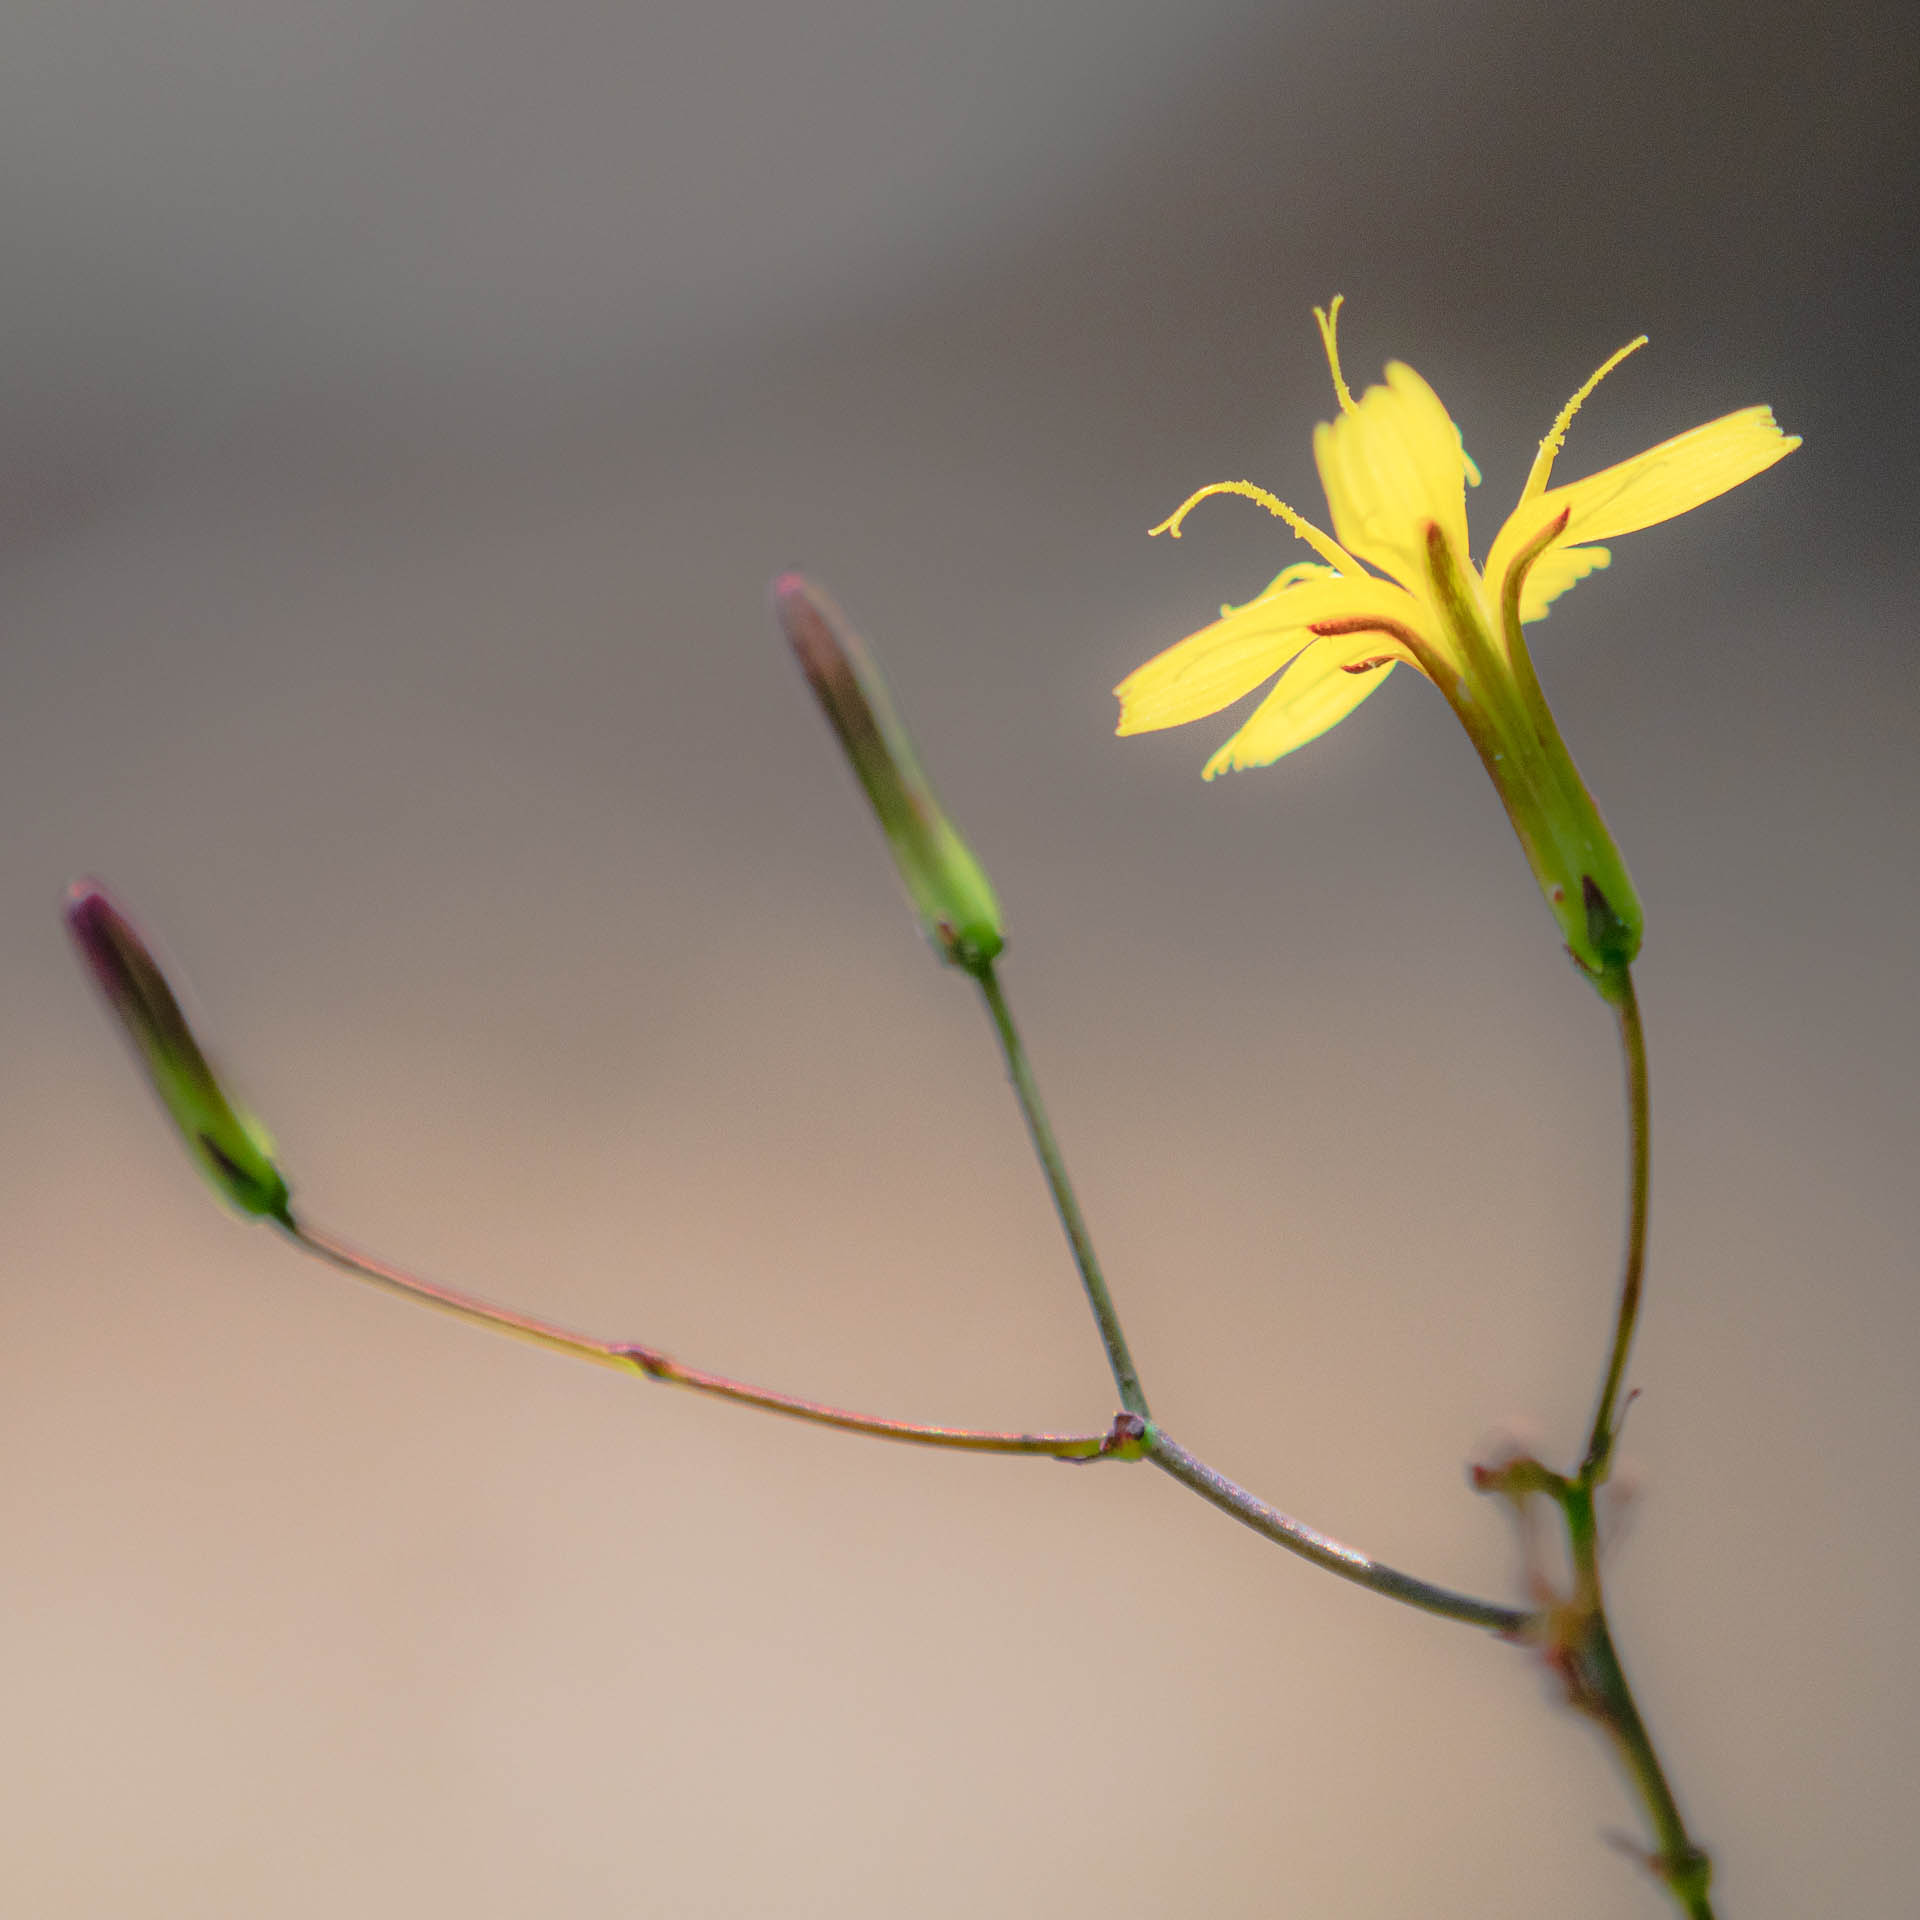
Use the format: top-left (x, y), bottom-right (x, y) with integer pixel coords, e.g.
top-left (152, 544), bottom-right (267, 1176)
top-left (1561, 1487), bottom-right (1715, 1917)
top-left (1581, 966), bottom-right (1651, 1481)
top-left (1145, 1427), bottom-right (1531, 1634)
top-left (971, 960), bottom-right (1150, 1417)
top-left (1545, 978), bottom-right (1710, 1915)
top-left (279, 1218), bottom-right (1116, 1460)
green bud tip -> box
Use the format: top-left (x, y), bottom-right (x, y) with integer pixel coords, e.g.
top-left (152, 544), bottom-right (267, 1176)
top-left (773, 572), bottom-right (1005, 971)
top-left (65, 881), bottom-right (293, 1222)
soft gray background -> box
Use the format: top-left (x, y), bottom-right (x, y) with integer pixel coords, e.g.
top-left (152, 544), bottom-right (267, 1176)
top-left (4, 2), bottom-right (1915, 1914)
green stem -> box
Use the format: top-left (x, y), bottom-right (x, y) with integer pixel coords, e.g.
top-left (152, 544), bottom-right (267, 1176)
top-left (1146, 1426), bottom-right (1529, 1632)
top-left (971, 959), bottom-right (1150, 1417)
top-left (1561, 1486), bottom-right (1716, 1917)
top-left (1548, 975), bottom-right (1710, 1914)
top-left (1582, 966), bottom-right (1651, 1482)
top-left (280, 1218), bottom-right (1118, 1460)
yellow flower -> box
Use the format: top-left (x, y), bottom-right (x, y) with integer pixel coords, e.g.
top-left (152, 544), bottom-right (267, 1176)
top-left (1116, 299), bottom-right (1798, 988)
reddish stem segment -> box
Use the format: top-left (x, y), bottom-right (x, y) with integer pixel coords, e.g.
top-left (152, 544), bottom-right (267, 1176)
top-left (281, 1219), bottom-right (1116, 1460)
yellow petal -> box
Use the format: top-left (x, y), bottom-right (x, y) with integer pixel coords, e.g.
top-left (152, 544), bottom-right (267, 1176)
top-left (1116, 625), bottom-right (1311, 734)
top-left (1203, 632), bottom-right (1404, 778)
top-left (1115, 575), bottom-right (1421, 735)
top-left (1484, 405), bottom-right (1796, 601)
top-left (1517, 543), bottom-right (1610, 622)
top-left (1555, 405), bottom-right (1797, 549)
top-left (1312, 362), bottom-right (1474, 589)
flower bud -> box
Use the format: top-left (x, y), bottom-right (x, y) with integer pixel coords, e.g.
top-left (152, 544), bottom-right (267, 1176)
top-left (65, 881), bottom-right (292, 1221)
top-left (774, 573), bottom-right (1005, 971)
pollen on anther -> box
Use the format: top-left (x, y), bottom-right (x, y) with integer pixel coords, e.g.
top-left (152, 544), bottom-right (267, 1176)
top-left (1149, 480), bottom-right (1358, 577)
top-left (1314, 295), bottom-right (1358, 414)
top-left (1521, 335), bottom-right (1649, 501)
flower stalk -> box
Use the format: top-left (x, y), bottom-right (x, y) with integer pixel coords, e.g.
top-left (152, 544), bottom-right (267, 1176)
top-left (1584, 966), bottom-right (1652, 1477)
top-left (974, 958), bottom-right (1150, 1418)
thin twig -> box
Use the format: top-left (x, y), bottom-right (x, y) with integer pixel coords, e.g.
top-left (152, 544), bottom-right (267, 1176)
top-left (972, 960), bottom-right (1150, 1417)
top-left (280, 1219), bottom-right (1117, 1460)
top-left (1145, 1427), bottom-right (1531, 1634)
top-left (1582, 966), bottom-right (1651, 1482)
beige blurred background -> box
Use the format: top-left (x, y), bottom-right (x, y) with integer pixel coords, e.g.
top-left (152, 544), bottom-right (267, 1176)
top-left (3, 2), bottom-right (1916, 1913)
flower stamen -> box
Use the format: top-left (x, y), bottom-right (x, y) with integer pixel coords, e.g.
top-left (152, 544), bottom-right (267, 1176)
top-left (1521, 336), bottom-right (1648, 502)
top-left (1150, 481), bottom-right (1360, 578)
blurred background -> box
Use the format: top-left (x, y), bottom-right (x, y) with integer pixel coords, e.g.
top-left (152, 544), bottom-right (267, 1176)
top-left (3, 2), bottom-right (1915, 1913)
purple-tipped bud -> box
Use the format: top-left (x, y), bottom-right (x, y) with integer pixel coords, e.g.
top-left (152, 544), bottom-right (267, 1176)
top-left (65, 882), bottom-right (292, 1221)
top-left (775, 573), bottom-right (1004, 970)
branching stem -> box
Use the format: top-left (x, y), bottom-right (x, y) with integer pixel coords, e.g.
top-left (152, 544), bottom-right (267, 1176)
top-left (274, 1223), bottom-right (1520, 1636)
top-left (1559, 1484), bottom-right (1716, 1918)
top-left (1523, 966), bottom-right (1713, 1916)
